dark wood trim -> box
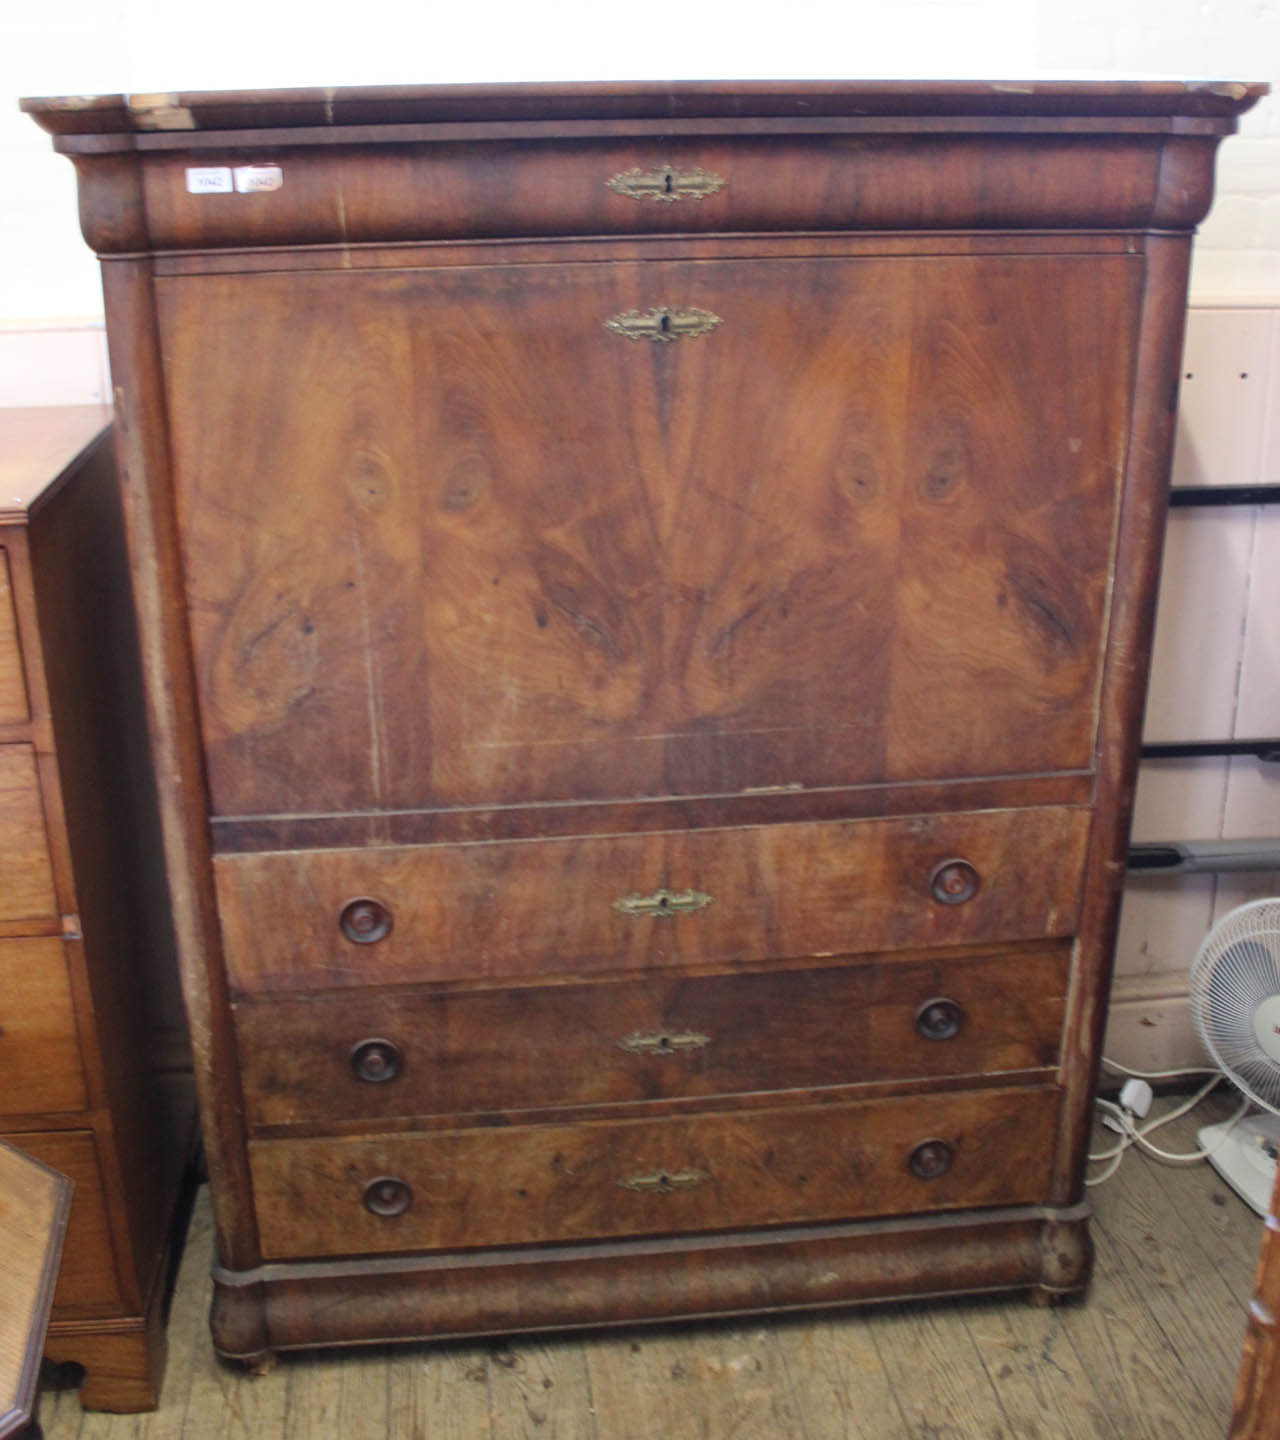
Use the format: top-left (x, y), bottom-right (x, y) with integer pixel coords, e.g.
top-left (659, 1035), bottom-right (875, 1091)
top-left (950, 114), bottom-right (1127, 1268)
top-left (150, 230), bottom-right (1143, 278)
top-left (243, 1067), bottom-right (1063, 1142)
top-left (207, 771), bottom-right (1093, 853)
top-left (21, 77), bottom-right (1266, 138)
top-left (48, 115), bottom-right (1248, 155)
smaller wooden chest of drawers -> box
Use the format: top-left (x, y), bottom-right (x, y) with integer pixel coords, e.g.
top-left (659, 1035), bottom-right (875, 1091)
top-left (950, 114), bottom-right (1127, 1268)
top-left (0, 408), bottom-right (195, 1412)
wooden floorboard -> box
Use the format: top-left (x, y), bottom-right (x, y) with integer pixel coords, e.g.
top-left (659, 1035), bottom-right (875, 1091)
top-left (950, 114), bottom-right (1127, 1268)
top-left (39, 1103), bottom-right (1266, 1440)
top-left (962, 1295), bottom-right (1119, 1440)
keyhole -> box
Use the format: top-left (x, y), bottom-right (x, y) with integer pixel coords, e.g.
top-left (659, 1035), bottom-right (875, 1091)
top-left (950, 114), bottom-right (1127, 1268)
top-left (658, 1035), bottom-right (672, 1051)
top-left (659, 312), bottom-right (671, 335)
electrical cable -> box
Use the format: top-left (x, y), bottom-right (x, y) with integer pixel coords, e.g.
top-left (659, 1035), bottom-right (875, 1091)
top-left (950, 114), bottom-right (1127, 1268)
top-left (1100, 1057), bottom-right (1221, 1080)
top-left (1085, 1071), bottom-right (1249, 1186)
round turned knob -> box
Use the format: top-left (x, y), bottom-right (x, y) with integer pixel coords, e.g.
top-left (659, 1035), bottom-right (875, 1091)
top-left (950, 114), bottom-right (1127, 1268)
top-left (339, 897), bottom-right (393, 944)
top-left (930, 858), bottom-right (979, 906)
top-left (363, 1176), bottom-right (412, 1217)
top-left (908, 1139), bottom-right (955, 1180)
top-left (916, 998), bottom-right (965, 1041)
top-left (350, 1038), bottom-right (402, 1084)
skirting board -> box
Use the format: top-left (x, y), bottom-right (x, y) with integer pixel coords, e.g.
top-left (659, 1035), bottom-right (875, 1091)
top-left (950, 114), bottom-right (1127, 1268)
top-left (1104, 973), bottom-right (1209, 1075)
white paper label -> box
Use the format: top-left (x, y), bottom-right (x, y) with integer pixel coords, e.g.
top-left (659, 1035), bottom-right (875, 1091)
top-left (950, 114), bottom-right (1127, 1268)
top-left (234, 165), bottom-right (284, 193)
top-left (185, 166), bottom-right (233, 194)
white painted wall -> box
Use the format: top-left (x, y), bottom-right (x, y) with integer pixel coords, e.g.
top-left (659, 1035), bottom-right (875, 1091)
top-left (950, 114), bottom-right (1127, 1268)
top-left (0, 0), bottom-right (1276, 329)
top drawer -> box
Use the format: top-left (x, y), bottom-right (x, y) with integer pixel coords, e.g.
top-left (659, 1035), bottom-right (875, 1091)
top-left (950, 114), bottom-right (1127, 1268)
top-left (216, 804), bottom-right (1090, 993)
top-left (0, 548), bottom-right (28, 724)
top-left (132, 132), bottom-right (1177, 252)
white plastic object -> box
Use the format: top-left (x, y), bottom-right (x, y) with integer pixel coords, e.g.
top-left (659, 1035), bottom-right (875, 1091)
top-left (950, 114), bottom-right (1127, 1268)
top-left (1199, 1114), bottom-right (1280, 1215)
top-left (1118, 1077), bottom-right (1154, 1118)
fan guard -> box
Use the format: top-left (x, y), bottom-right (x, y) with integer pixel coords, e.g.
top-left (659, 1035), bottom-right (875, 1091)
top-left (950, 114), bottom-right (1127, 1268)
top-left (1191, 897), bottom-right (1280, 1113)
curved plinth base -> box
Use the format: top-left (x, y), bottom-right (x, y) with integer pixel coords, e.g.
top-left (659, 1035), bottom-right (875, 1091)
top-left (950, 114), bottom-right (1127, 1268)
top-left (211, 1202), bottom-right (1093, 1359)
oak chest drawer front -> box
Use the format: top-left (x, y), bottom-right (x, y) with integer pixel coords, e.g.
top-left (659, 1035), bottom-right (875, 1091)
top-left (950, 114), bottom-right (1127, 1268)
top-left (0, 547), bottom-right (28, 724)
top-left (0, 938), bottom-right (87, 1116)
top-left (217, 806), bottom-right (1089, 993)
top-left (0, 745), bottom-right (57, 929)
top-left (249, 1085), bottom-right (1059, 1259)
top-left (237, 945), bottom-right (1070, 1128)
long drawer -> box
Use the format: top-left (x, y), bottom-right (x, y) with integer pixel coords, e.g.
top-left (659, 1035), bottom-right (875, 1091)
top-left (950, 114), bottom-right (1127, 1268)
top-left (136, 134), bottom-right (1172, 252)
top-left (0, 937), bottom-right (86, 1116)
top-left (236, 944), bottom-right (1070, 1129)
top-left (216, 805), bottom-right (1090, 993)
top-left (249, 1085), bottom-right (1060, 1259)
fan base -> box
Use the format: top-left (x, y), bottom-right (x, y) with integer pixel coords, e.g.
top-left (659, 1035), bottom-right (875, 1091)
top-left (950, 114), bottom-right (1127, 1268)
top-left (1198, 1115), bottom-right (1280, 1216)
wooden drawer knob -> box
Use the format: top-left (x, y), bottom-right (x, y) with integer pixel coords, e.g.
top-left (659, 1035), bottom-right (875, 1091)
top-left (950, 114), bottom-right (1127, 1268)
top-left (908, 1139), bottom-right (954, 1180)
top-left (915, 998), bottom-right (965, 1041)
top-left (350, 1038), bottom-right (402, 1083)
top-left (363, 1176), bottom-right (412, 1217)
top-left (339, 897), bottom-right (393, 944)
top-left (930, 859), bottom-right (979, 905)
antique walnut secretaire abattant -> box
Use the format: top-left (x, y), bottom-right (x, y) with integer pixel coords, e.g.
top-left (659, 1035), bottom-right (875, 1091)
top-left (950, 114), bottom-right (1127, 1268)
top-left (23, 78), bottom-right (1264, 1362)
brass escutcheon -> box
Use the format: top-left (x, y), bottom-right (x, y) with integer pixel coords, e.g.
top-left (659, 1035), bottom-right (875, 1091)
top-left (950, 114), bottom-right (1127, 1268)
top-left (604, 306), bottom-right (723, 342)
top-left (619, 1169), bottom-right (710, 1194)
top-left (606, 163), bottom-right (726, 202)
top-left (612, 887), bottom-right (714, 918)
top-left (618, 1030), bottom-right (712, 1055)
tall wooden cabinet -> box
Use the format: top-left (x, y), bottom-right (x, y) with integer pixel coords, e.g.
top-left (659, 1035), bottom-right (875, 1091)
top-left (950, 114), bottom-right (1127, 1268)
top-left (24, 79), bottom-right (1264, 1362)
top-left (0, 409), bottom-right (194, 1409)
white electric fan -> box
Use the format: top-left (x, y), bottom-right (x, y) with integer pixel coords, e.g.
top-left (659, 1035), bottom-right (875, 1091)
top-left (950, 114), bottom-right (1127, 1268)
top-left (1191, 897), bottom-right (1280, 1215)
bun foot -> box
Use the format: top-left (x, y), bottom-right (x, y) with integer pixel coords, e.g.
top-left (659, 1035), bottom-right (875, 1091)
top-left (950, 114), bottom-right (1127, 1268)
top-left (241, 1350), bottom-right (278, 1378)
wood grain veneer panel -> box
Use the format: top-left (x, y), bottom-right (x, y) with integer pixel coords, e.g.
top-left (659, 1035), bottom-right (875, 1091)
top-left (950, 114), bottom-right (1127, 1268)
top-left (249, 1085), bottom-right (1060, 1258)
top-left (0, 938), bottom-right (86, 1116)
top-left (160, 254), bottom-right (1136, 818)
top-left (0, 746), bottom-right (57, 928)
top-left (131, 136), bottom-right (1176, 251)
top-left (235, 943), bottom-right (1070, 1128)
top-left (0, 549), bottom-right (27, 724)
top-left (216, 805), bottom-right (1090, 993)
